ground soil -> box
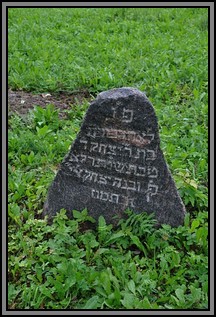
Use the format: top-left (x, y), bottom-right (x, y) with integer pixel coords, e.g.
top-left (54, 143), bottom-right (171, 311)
top-left (8, 88), bottom-right (94, 119)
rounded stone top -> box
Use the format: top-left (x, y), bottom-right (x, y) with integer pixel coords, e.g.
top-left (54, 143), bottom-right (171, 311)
top-left (97, 87), bottom-right (146, 100)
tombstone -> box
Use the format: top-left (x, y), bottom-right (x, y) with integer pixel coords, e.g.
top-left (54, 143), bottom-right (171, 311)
top-left (43, 87), bottom-right (186, 227)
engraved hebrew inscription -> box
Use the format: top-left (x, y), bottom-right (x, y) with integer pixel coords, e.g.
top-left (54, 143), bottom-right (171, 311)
top-left (44, 87), bottom-right (186, 227)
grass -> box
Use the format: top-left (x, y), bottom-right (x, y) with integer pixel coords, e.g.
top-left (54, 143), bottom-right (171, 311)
top-left (8, 8), bottom-right (208, 310)
top-left (8, 8), bottom-right (208, 94)
top-left (8, 207), bottom-right (208, 309)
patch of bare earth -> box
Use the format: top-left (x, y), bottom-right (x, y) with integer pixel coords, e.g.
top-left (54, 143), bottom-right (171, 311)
top-left (8, 88), bottom-right (94, 119)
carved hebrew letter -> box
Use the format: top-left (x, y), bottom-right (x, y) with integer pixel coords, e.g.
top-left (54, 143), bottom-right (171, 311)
top-left (109, 194), bottom-right (119, 204)
top-left (92, 189), bottom-right (99, 199)
top-left (80, 139), bottom-right (88, 150)
top-left (122, 108), bottom-right (133, 123)
top-left (146, 149), bottom-right (156, 160)
top-left (100, 191), bottom-right (109, 201)
top-left (112, 177), bottom-right (122, 188)
top-left (148, 167), bottom-right (158, 178)
top-left (146, 181), bottom-right (158, 202)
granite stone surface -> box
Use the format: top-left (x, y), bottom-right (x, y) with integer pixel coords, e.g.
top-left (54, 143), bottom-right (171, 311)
top-left (43, 88), bottom-right (186, 227)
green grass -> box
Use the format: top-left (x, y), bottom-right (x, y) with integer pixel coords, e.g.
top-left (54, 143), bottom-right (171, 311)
top-left (8, 8), bottom-right (208, 310)
top-left (8, 207), bottom-right (208, 309)
top-left (8, 8), bottom-right (208, 94)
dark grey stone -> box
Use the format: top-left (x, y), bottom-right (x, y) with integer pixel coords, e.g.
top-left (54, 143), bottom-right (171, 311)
top-left (43, 87), bottom-right (186, 227)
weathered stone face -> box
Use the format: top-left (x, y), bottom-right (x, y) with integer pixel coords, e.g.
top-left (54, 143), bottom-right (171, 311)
top-left (43, 87), bottom-right (186, 227)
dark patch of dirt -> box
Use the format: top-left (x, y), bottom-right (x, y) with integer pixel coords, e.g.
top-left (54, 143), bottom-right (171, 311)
top-left (8, 88), bottom-right (94, 119)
